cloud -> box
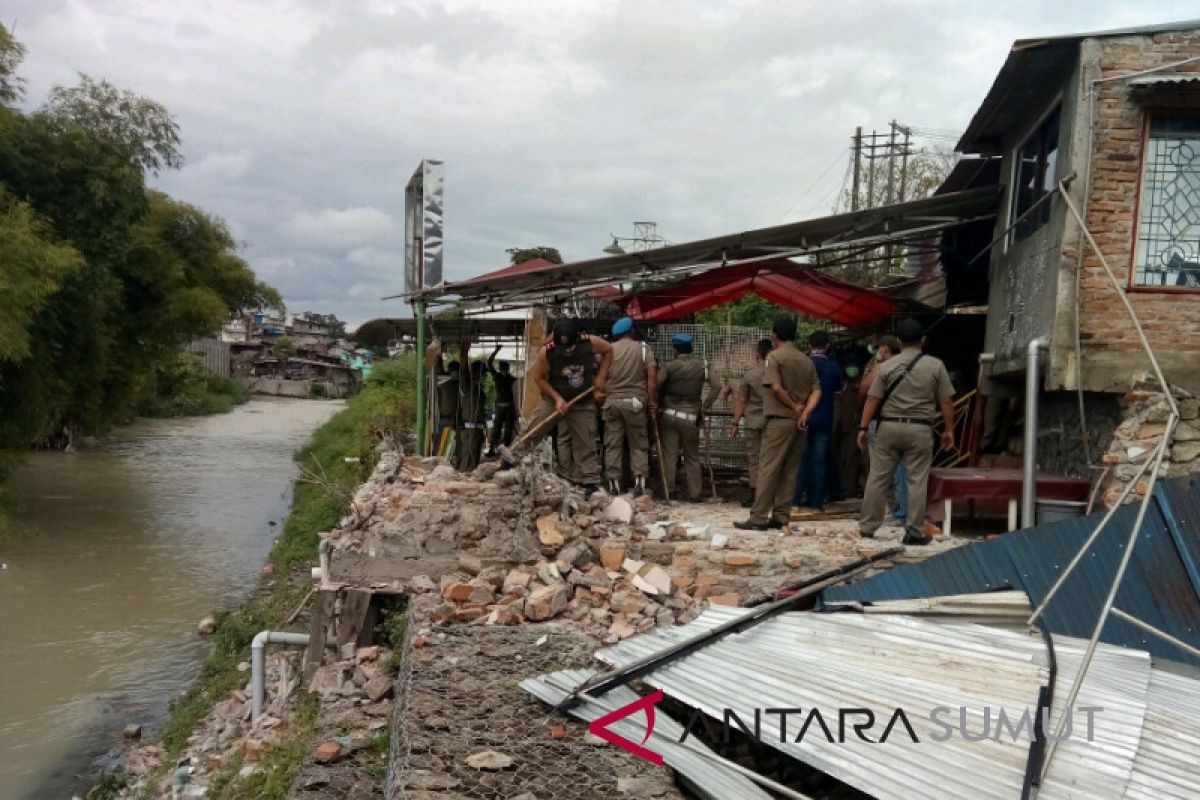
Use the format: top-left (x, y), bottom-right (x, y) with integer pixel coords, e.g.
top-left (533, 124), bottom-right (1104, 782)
top-left (1, 0), bottom-right (1188, 326)
top-left (185, 150), bottom-right (253, 181)
top-left (279, 206), bottom-right (398, 248)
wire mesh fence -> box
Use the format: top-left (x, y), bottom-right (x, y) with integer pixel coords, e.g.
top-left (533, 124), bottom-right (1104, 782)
top-left (649, 323), bottom-right (771, 471)
top-left (386, 620), bottom-right (685, 800)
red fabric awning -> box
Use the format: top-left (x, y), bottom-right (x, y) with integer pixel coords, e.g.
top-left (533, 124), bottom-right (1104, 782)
top-left (622, 260), bottom-right (897, 328)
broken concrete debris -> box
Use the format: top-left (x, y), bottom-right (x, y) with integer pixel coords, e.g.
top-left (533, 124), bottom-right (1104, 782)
top-left (110, 448), bottom-right (955, 798)
top-left (328, 452), bottom-right (956, 648)
top-left (465, 749), bottom-right (515, 770)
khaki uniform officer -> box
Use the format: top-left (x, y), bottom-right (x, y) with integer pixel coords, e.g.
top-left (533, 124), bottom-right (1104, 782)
top-left (527, 318), bottom-right (612, 491)
top-left (731, 338), bottom-right (773, 507)
top-left (736, 317), bottom-right (820, 530)
top-left (602, 316), bottom-right (657, 496)
top-left (656, 334), bottom-right (720, 501)
top-left (857, 318), bottom-right (955, 545)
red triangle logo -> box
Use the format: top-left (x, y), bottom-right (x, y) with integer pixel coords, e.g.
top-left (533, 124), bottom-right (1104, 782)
top-left (587, 689), bottom-right (664, 766)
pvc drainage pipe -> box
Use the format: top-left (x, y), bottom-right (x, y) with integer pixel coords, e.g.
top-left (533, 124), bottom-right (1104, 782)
top-left (311, 539), bottom-right (332, 585)
top-left (251, 630), bottom-right (310, 722)
top-left (1022, 338), bottom-right (1047, 528)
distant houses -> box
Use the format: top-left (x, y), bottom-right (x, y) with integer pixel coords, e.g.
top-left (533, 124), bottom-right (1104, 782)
top-left (216, 310), bottom-right (370, 399)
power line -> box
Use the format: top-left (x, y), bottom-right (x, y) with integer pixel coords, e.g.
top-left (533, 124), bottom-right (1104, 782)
top-left (777, 149), bottom-right (848, 222)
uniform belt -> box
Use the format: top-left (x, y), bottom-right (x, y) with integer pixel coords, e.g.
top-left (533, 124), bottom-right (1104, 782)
top-left (462, 421), bottom-right (486, 429)
top-left (664, 408), bottom-right (697, 422)
top-left (879, 416), bottom-right (932, 426)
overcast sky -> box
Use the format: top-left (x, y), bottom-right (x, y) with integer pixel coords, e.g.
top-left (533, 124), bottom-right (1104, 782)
top-left (2, 1), bottom-right (1189, 326)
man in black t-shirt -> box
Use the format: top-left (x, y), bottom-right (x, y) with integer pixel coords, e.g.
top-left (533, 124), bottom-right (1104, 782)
top-left (485, 345), bottom-right (518, 457)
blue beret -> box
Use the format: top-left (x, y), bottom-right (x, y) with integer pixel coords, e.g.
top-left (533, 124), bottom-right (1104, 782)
top-left (672, 334), bottom-right (693, 347)
top-left (612, 316), bottom-right (633, 336)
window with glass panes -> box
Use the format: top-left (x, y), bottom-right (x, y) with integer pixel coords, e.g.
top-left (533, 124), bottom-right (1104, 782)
top-left (1134, 111), bottom-right (1200, 288)
top-left (1011, 107), bottom-right (1061, 242)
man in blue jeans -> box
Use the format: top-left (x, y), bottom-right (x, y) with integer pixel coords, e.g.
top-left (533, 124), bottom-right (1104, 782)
top-left (793, 330), bottom-right (844, 511)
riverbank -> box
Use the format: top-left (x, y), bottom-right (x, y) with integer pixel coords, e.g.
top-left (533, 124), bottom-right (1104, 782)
top-left (85, 359), bottom-right (415, 799)
top-left (0, 399), bottom-right (342, 799)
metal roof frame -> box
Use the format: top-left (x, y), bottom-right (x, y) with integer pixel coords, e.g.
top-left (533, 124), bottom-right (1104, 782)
top-left (359, 316), bottom-right (529, 343)
top-left (958, 19), bottom-right (1200, 154)
top-left (393, 187), bottom-right (998, 310)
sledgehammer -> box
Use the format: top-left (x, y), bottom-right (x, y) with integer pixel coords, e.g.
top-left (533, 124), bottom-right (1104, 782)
top-left (497, 387), bottom-right (595, 465)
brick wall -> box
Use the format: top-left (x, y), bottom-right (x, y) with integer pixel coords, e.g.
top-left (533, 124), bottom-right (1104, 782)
top-left (1077, 31), bottom-right (1200, 389)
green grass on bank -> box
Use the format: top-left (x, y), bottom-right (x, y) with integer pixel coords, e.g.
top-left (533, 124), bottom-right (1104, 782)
top-left (226, 693), bottom-right (319, 800)
top-left (125, 356), bottom-right (417, 797)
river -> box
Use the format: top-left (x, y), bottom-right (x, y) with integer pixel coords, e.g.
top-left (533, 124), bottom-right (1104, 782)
top-left (0, 397), bottom-right (342, 799)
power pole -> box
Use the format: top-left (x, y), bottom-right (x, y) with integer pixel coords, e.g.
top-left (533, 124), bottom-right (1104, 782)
top-left (851, 126), bottom-right (862, 212)
top-left (897, 123), bottom-right (912, 202)
top-left (865, 129), bottom-right (877, 210)
top-left (885, 120), bottom-right (898, 206)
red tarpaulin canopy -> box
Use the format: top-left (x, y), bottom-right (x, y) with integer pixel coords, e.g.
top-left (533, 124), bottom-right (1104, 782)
top-left (622, 260), bottom-right (898, 328)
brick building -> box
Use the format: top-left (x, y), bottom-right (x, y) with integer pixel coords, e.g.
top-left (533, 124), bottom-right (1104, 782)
top-left (946, 20), bottom-right (1200, 474)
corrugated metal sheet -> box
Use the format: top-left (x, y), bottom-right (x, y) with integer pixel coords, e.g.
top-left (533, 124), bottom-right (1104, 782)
top-left (1126, 669), bottom-right (1200, 799)
top-left (822, 475), bottom-right (1200, 666)
top-left (824, 590), bottom-right (1032, 628)
top-left (520, 668), bottom-right (775, 800)
top-left (1039, 636), bottom-right (1151, 799)
top-left (1128, 73), bottom-right (1200, 88)
top-left (596, 607), bottom-right (1051, 800)
top-left (572, 606), bottom-right (1196, 799)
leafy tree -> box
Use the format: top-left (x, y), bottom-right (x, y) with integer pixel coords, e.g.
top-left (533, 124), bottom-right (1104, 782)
top-left (122, 192), bottom-right (282, 348)
top-left (0, 24), bottom-right (25, 105)
top-left (0, 105), bottom-right (144, 443)
top-left (0, 189), bottom-right (84, 363)
top-left (271, 337), bottom-right (296, 358)
top-left (693, 294), bottom-right (820, 342)
top-left (506, 246), bottom-right (563, 265)
top-left (297, 311), bottom-right (346, 338)
top-left (695, 294), bottom-right (786, 330)
top-left (0, 26), bottom-right (280, 455)
top-left (42, 74), bottom-right (183, 175)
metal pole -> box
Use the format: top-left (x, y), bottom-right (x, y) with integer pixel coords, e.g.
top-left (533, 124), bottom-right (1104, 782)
top-left (555, 547), bottom-right (902, 712)
top-left (1039, 433), bottom-right (1171, 780)
top-left (899, 127), bottom-right (911, 202)
top-left (415, 299), bottom-right (428, 454)
top-left (1059, 183), bottom-right (1178, 415)
top-left (1021, 338), bottom-right (1047, 528)
top-left (572, 690), bottom-right (817, 800)
top-left (1037, 182), bottom-right (1183, 780)
top-left (851, 126), bottom-right (862, 212)
top-left (1110, 607), bottom-right (1200, 661)
top-left (1026, 453), bottom-right (1153, 625)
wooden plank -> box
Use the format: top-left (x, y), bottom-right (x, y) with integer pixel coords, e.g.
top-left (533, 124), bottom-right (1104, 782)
top-left (304, 589), bottom-right (337, 680)
top-left (337, 588), bottom-right (375, 651)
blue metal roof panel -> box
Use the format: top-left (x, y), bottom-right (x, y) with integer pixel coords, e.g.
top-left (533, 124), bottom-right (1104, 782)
top-left (822, 475), bottom-right (1200, 666)
top-left (1156, 473), bottom-right (1200, 598)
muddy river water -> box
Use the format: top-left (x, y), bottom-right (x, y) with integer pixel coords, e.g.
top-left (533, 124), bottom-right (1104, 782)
top-left (0, 398), bottom-right (341, 799)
